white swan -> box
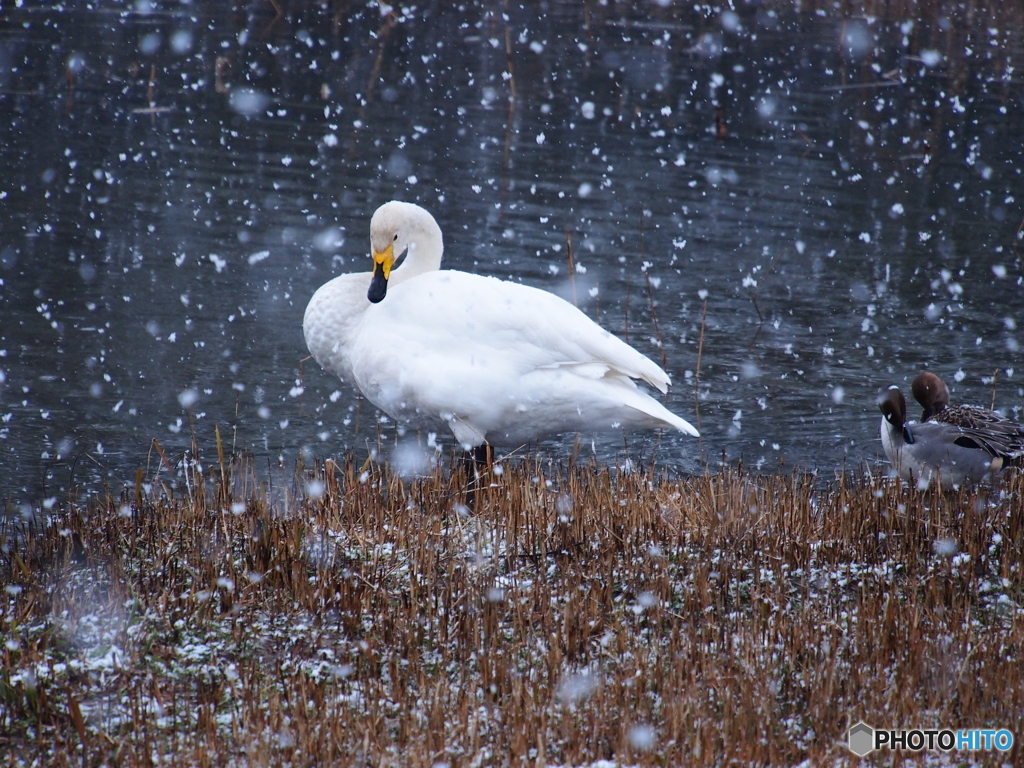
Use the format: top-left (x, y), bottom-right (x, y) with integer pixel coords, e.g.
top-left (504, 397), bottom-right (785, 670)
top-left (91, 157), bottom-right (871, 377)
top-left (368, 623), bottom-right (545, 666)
top-left (303, 201), bottom-right (699, 449)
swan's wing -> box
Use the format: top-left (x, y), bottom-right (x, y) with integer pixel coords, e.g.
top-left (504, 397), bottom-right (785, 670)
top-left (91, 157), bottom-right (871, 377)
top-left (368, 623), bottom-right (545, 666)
top-left (348, 270), bottom-right (697, 441)
top-left (377, 271), bottom-right (673, 390)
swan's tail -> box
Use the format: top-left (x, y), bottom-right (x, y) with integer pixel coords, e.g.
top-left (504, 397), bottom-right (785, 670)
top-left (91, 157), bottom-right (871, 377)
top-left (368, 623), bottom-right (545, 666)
top-left (625, 388), bottom-right (700, 437)
top-left (554, 362), bottom-right (699, 437)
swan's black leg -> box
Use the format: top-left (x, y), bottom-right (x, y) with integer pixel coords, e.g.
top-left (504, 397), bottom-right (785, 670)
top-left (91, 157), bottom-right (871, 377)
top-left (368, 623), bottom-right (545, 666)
top-left (463, 443), bottom-right (492, 509)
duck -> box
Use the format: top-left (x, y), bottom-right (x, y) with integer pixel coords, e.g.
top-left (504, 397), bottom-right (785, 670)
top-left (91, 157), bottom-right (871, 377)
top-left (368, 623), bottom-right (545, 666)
top-left (303, 200), bottom-right (699, 452)
top-left (911, 371), bottom-right (1024, 459)
top-left (879, 386), bottom-right (1005, 487)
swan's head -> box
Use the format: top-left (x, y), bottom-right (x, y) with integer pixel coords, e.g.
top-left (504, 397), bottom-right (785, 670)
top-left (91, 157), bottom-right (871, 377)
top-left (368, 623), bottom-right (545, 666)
top-left (367, 201), bottom-right (444, 303)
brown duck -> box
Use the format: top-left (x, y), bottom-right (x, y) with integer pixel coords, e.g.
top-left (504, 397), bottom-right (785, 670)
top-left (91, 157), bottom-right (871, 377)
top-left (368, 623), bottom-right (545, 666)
top-left (911, 371), bottom-right (1024, 462)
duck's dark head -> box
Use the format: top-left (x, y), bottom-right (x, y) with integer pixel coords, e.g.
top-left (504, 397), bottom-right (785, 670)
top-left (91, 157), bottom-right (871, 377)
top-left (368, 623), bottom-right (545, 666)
top-left (911, 371), bottom-right (950, 422)
top-left (880, 386), bottom-right (915, 444)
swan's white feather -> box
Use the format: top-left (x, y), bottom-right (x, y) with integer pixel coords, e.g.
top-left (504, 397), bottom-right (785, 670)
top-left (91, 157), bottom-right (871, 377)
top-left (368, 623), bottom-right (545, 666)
top-left (303, 272), bottom-right (369, 384)
top-left (303, 201), bottom-right (699, 449)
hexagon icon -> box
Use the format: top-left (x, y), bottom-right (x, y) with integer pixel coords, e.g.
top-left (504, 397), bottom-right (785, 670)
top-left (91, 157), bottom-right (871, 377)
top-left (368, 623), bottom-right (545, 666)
top-left (847, 721), bottom-right (875, 756)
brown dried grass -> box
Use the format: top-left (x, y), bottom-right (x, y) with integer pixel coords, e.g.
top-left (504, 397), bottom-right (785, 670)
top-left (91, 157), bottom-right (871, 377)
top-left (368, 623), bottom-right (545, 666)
top-left (2, 452), bottom-right (1022, 767)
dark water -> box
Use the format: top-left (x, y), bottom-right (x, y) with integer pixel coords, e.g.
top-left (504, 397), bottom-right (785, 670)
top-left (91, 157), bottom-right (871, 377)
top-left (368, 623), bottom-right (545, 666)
top-left (2, 2), bottom-right (1024, 508)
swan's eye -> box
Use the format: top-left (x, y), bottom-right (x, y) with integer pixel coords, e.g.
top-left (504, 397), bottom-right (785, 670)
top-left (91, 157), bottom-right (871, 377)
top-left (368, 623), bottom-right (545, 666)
top-left (393, 233), bottom-right (399, 241)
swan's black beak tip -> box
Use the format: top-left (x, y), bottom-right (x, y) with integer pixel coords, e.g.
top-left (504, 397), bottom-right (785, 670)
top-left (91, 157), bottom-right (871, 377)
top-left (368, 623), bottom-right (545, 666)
top-left (367, 279), bottom-right (387, 303)
top-left (367, 263), bottom-right (388, 303)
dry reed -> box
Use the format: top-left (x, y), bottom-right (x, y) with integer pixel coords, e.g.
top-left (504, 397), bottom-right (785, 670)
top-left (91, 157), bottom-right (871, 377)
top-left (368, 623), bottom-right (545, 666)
top-left (2, 450), bottom-right (1022, 766)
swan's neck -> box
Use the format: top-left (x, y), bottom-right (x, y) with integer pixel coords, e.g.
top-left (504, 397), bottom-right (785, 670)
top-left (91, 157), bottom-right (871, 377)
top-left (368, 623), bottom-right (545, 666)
top-left (393, 220), bottom-right (444, 285)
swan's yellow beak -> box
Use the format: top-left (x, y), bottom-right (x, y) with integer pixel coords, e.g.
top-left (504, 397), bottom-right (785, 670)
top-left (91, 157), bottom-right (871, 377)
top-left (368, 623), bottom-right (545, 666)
top-left (368, 244), bottom-right (394, 303)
